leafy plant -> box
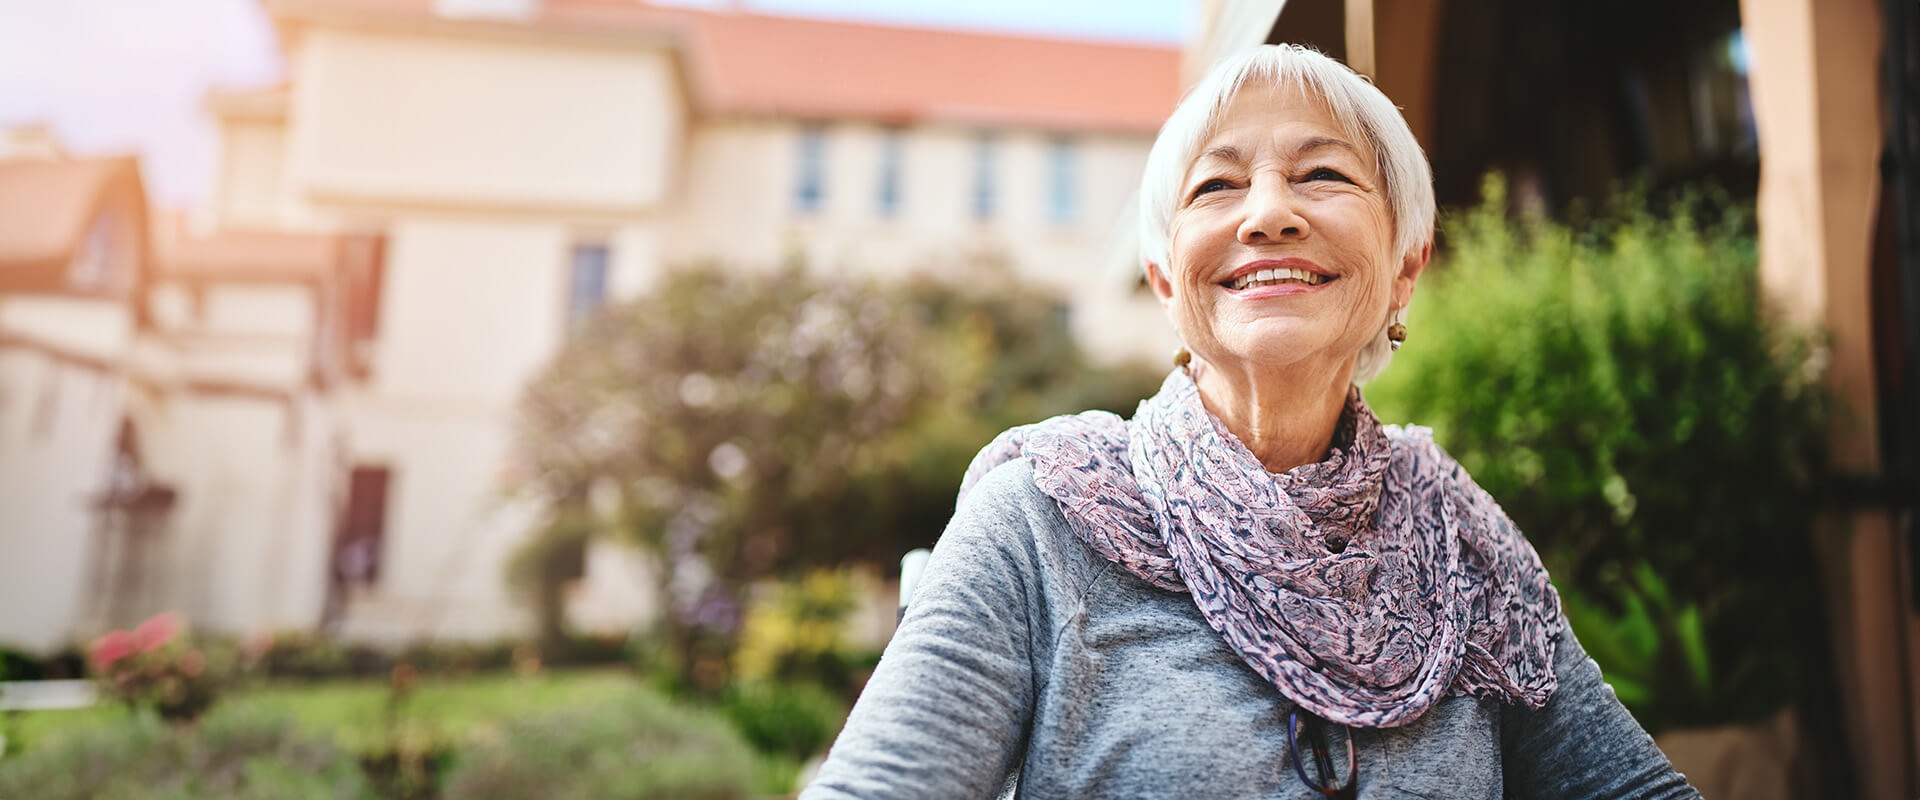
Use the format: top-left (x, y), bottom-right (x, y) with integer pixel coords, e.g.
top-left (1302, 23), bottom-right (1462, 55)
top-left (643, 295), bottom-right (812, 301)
top-left (88, 613), bottom-right (236, 723)
top-left (0, 704), bottom-right (371, 800)
top-left (440, 692), bottom-right (759, 800)
top-left (720, 679), bottom-right (849, 762)
top-left (512, 259), bottom-right (1160, 692)
top-left (733, 569), bottom-right (876, 697)
top-left (1366, 176), bottom-right (1830, 731)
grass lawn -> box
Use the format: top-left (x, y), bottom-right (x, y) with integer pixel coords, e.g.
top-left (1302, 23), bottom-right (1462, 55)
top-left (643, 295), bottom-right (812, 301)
top-left (4, 669), bottom-right (803, 795)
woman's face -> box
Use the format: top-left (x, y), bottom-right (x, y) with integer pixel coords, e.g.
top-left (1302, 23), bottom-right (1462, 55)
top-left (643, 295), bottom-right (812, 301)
top-left (1149, 85), bottom-right (1424, 379)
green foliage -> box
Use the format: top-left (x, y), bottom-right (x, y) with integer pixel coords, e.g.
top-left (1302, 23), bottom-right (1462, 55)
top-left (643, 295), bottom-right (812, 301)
top-left (1366, 176), bottom-right (1829, 731)
top-left (440, 692), bottom-right (759, 800)
top-left (88, 613), bottom-right (239, 724)
top-left (0, 704), bottom-right (372, 800)
top-left (0, 646), bottom-right (87, 681)
top-left (733, 569), bottom-right (877, 696)
top-left (512, 259), bottom-right (1160, 690)
top-left (256, 632), bottom-right (392, 680)
top-left (719, 679), bottom-right (848, 762)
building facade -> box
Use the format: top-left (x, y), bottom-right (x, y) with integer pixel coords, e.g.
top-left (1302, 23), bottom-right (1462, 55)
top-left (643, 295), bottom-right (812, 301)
top-left (0, 1), bottom-right (1181, 651)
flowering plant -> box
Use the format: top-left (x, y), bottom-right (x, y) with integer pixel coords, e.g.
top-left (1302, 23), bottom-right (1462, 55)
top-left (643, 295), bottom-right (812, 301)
top-left (88, 612), bottom-right (224, 723)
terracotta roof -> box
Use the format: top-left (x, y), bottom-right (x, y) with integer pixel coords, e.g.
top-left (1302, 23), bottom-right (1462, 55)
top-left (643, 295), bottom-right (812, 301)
top-left (682, 11), bottom-right (1179, 131)
top-left (157, 228), bottom-right (345, 283)
top-left (263, 0), bottom-right (1180, 133)
top-left (0, 156), bottom-right (146, 276)
top-left (206, 84), bottom-right (291, 121)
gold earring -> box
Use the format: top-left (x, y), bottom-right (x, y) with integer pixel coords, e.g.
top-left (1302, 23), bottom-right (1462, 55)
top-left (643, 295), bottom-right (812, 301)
top-left (1387, 323), bottom-right (1408, 351)
top-left (1173, 347), bottom-right (1191, 368)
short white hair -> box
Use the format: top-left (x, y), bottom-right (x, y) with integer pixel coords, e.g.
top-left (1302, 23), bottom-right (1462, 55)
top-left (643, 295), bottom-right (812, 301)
top-left (1137, 44), bottom-right (1435, 383)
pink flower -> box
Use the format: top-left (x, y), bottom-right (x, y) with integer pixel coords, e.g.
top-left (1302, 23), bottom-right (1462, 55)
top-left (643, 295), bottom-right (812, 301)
top-left (90, 630), bottom-right (136, 673)
top-left (131, 612), bottom-right (183, 653)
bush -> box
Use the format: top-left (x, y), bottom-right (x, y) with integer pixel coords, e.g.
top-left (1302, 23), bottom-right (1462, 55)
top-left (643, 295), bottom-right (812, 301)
top-left (89, 613), bottom-right (237, 723)
top-left (733, 569), bottom-right (879, 698)
top-left (0, 646), bottom-right (87, 681)
top-left (720, 679), bottom-right (848, 762)
top-left (440, 692), bottom-right (758, 800)
top-left (0, 705), bottom-right (371, 800)
top-left (256, 632), bottom-right (392, 680)
top-left (1366, 177), bottom-right (1829, 731)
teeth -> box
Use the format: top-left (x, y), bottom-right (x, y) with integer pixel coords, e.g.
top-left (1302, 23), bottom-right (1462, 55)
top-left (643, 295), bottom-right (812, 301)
top-left (1230, 268), bottom-right (1329, 290)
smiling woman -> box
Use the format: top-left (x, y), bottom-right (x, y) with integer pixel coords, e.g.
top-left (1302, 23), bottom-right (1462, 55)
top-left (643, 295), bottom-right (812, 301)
top-left (803, 45), bottom-right (1701, 799)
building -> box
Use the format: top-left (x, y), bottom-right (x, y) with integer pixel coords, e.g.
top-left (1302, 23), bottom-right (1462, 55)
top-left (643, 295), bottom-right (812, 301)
top-left (0, 2), bottom-right (1181, 650)
top-left (0, 146), bottom-right (153, 653)
top-left (0, 131), bottom-right (368, 650)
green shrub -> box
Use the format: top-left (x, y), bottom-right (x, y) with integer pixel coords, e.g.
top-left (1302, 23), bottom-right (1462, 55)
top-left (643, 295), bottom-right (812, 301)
top-left (720, 679), bottom-right (848, 761)
top-left (0, 705), bottom-right (371, 800)
top-left (0, 646), bottom-right (87, 681)
top-left (256, 632), bottom-right (394, 680)
top-left (1366, 176), bottom-right (1829, 731)
top-left (733, 569), bottom-right (880, 699)
top-left (440, 692), bottom-right (758, 800)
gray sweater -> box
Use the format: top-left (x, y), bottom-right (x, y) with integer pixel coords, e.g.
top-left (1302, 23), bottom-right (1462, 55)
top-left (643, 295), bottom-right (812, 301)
top-left (804, 459), bottom-right (1701, 799)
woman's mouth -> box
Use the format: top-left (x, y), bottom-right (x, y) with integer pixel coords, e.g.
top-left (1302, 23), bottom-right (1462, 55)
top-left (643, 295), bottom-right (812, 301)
top-left (1225, 267), bottom-right (1333, 290)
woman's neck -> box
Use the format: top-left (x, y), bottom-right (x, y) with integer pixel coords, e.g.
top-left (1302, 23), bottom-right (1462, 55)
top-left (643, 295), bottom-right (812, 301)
top-left (1188, 357), bottom-right (1354, 474)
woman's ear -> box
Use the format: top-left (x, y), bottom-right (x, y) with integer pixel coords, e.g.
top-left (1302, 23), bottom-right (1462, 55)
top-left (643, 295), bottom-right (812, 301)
top-left (1392, 241), bottom-right (1432, 308)
top-left (1145, 262), bottom-right (1176, 309)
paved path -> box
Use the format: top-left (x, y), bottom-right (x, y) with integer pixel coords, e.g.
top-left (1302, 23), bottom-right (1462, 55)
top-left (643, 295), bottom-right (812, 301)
top-left (0, 680), bottom-right (98, 711)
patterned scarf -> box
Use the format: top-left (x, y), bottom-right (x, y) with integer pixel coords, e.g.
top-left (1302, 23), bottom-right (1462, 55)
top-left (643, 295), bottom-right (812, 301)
top-left (959, 369), bottom-right (1561, 728)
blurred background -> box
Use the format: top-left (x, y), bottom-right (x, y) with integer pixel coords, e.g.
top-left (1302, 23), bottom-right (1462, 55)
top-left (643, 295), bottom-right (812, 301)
top-left (0, 0), bottom-right (1914, 798)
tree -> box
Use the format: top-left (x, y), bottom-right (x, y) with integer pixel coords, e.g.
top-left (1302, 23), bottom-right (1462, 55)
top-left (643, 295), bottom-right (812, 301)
top-left (512, 260), bottom-right (1159, 691)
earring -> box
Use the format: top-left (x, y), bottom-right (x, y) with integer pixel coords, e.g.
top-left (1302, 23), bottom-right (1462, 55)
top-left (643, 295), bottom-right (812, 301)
top-left (1173, 347), bottom-right (1191, 368)
top-left (1386, 308), bottom-right (1408, 352)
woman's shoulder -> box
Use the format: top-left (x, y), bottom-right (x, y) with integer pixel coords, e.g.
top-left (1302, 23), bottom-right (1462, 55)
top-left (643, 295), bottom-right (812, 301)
top-left (1381, 424), bottom-right (1491, 495)
top-left (959, 410), bottom-right (1128, 503)
top-left (1380, 423), bottom-right (1530, 544)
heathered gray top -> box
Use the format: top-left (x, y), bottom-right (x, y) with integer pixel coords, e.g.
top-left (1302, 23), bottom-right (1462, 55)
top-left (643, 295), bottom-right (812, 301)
top-left (803, 459), bottom-right (1701, 800)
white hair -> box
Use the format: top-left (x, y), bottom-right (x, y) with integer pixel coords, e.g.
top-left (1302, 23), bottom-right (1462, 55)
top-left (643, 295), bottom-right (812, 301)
top-left (1137, 44), bottom-right (1435, 383)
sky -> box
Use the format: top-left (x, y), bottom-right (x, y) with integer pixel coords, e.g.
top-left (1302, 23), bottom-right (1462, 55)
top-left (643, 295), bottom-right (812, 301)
top-left (0, 0), bottom-right (1193, 208)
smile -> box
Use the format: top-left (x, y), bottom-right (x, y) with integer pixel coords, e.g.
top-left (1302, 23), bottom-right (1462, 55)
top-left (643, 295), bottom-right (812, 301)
top-left (1225, 267), bottom-right (1332, 290)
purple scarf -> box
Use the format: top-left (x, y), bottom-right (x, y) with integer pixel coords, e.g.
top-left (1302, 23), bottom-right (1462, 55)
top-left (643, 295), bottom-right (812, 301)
top-left (959, 369), bottom-right (1560, 728)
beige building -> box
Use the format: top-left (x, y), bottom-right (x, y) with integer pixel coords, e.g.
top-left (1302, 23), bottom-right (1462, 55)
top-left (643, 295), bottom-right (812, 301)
top-left (0, 1), bottom-right (1182, 650)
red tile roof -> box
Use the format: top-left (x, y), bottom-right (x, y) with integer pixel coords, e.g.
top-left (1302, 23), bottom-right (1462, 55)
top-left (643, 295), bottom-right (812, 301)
top-left (263, 0), bottom-right (1180, 133)
top-left (156, 228), bottom-right (345, 283)
top-left (682, 10), bottom-right (1179, 132)
top-left (0, 156), bottom-right (147, 285)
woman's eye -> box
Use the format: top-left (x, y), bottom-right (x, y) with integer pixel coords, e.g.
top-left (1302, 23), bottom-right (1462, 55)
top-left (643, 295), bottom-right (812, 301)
top-left (1192, 178), bottom-right (1234, 198)
top-left (1304, 167), bottom-right (1351, 183)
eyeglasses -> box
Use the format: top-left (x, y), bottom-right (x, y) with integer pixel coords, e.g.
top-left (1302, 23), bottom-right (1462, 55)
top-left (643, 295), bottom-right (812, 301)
top-left (1287, 708), bottom-right (1358, 799)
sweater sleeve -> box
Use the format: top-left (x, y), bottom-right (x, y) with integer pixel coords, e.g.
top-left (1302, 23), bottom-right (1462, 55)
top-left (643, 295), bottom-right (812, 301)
top-left (801, 464), bottom-right (1040, 799)
top-left (1500, 619), bottom-right (1702, 799)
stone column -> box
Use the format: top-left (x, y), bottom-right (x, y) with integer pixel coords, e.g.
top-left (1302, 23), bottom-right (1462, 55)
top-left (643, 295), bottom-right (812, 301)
top-left (1739, 0), bottom-right (1913, 796)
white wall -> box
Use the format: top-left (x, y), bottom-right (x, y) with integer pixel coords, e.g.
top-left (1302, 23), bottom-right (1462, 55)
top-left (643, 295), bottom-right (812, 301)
top-left (0, 352), bottom-right (124, 650)
top-left (287, 28), bottom-right (683, 211)
top-left (372, 219), bottom-right (566, 400)
top-left (332, 214), bottom-right (667, 641)
top-left (670, 118), bottom-right (1155, 295)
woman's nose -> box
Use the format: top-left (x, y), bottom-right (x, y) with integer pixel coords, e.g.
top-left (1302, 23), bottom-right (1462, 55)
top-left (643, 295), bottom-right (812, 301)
top-left (1236, 176), bottom-right (1309, 243)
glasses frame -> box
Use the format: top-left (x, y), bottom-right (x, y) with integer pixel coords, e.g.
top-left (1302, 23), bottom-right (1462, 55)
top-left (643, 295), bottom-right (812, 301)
top-left (1287, 708), bottom-right (1358, 798)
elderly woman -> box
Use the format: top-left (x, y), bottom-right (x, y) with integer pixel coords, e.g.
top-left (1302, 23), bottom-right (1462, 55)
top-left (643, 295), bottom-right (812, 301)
top-left (803, 45), bottom-right (1698, 799)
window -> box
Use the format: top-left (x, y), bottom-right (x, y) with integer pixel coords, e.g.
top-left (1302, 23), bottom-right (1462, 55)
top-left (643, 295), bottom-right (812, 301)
top-left (1047, 137), bottom-right (1078, 224)
top-left (794, 126), bottom-right (827, 213)
top-left (877, 130), bottom-right (903, 218)
top-left (567, 242), bottom-right (610, 330)
top-left (70, 211), bottom-right (117, 291)
top-left (336, 466), bottom-right (391, 586)
top-left (972, 134), bottom-right (997, 220)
